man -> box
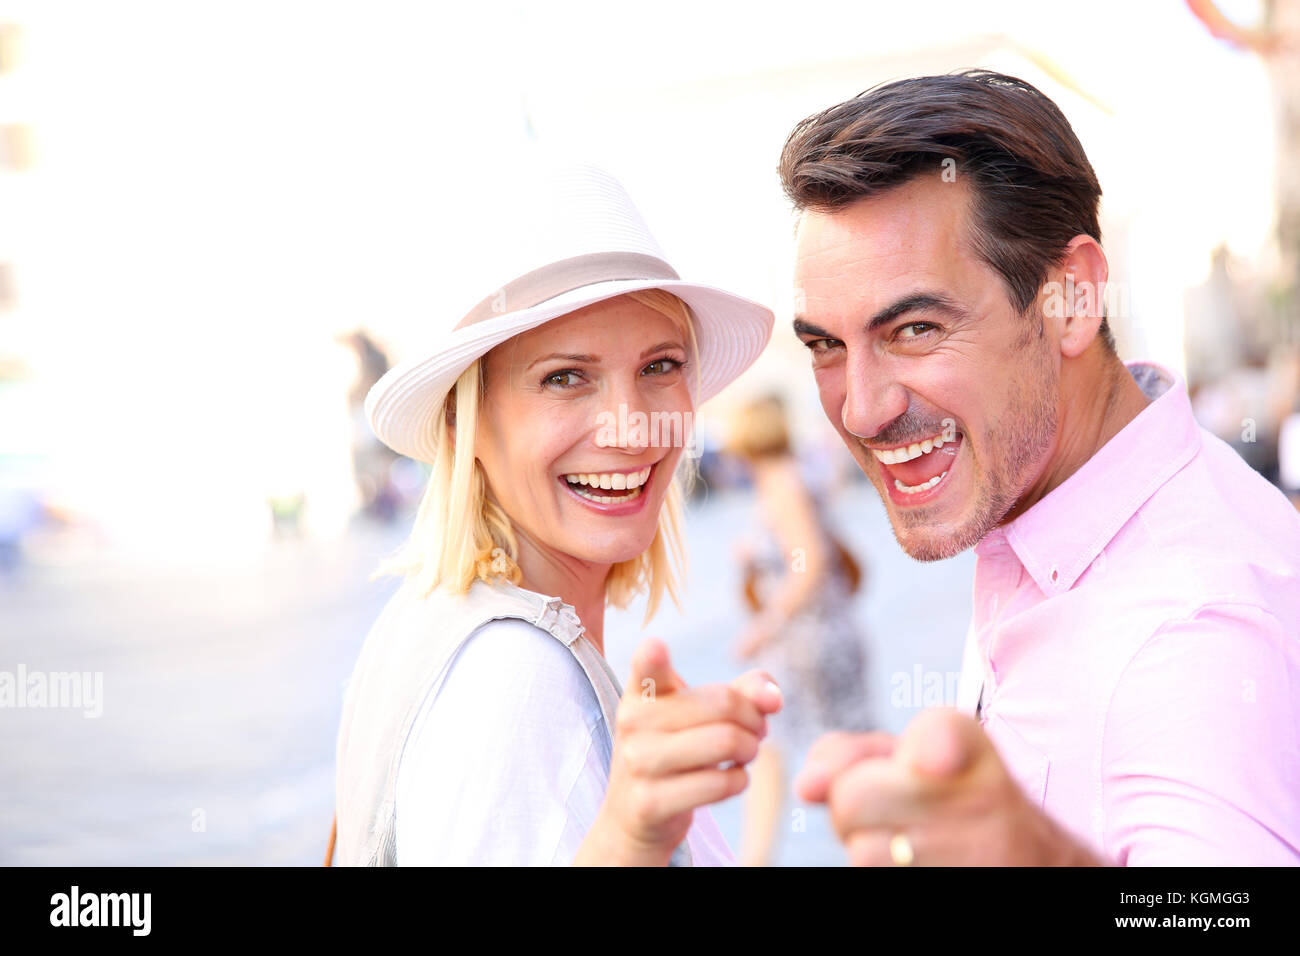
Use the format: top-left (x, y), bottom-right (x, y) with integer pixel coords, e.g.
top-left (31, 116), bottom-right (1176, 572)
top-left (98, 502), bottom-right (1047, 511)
top-left (779, 70), bottom-right (1300, 865)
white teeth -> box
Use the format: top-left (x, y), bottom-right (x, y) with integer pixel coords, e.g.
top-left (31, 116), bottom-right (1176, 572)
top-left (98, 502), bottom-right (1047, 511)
top-left (561, 465), bottom-right (653, 498)
top-left (894, 471), bottom-right (948, 495)
top-left (870, 431), bottom-right (955, 464)
top-left (567, 483), bottom-right (645, 505)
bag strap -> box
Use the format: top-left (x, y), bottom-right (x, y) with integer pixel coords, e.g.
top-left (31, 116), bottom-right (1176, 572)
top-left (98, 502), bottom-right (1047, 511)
top-left (324, 814), bottom-right (337, 867)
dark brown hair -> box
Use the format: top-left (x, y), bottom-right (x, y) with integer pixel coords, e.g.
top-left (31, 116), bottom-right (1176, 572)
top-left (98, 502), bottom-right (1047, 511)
top-left (778, 69), bottom-right (1114, 351)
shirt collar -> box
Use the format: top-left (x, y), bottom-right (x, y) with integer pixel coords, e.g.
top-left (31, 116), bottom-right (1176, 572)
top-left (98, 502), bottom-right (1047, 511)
top-left (995, 360), bottom-right (1202, 595)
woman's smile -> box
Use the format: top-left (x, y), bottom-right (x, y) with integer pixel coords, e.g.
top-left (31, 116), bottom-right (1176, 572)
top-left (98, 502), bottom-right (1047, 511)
top-left (557, 461), bottom-right (659, 515)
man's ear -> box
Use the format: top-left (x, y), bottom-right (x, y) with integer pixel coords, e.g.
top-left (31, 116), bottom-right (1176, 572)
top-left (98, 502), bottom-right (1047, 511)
top-left (1054, 235), bottom-right (1109, 359)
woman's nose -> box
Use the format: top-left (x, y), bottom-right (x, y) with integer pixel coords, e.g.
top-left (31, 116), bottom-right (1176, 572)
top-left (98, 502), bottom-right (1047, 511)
top-left (593, 401), bottom-right (652, 450)
top-left (593, 380), bottom-right (688, 451)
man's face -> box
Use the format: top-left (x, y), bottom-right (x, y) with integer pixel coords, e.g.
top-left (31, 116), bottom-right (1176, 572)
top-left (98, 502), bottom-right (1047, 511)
top-left (793, 176), bottom-right (1059, 560)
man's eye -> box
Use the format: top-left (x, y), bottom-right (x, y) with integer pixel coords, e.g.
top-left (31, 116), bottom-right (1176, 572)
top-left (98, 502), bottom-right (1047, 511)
top-left (805, 338), bottom-right (844, 352)
top-left (896, 322), bottom-right (937, 339)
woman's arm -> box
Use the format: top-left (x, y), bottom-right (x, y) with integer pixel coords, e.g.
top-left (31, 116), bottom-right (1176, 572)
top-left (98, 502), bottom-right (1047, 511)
top-left (736, 459), bottom-right (832, 658)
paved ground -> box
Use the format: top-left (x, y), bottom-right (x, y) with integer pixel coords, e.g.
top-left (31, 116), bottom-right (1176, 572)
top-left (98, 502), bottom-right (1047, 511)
top-left (0, 479), bottom-right (973, 866)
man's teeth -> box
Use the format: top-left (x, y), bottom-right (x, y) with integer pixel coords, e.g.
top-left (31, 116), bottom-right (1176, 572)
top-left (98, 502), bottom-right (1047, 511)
top-left (871, 433), bottom-right (950, 465)
top-left (562, 466), bottom-right (652, 490)
top-left (894, 471), bottom-right (948, 495)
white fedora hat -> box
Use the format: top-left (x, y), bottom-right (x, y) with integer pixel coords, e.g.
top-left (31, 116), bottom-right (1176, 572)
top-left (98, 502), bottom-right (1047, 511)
top-left (364, 158), bottom-right (774, 464)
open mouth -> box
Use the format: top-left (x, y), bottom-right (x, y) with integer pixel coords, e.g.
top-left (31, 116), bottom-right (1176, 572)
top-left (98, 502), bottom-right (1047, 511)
top-left (558, 463), bottom-right (654, 506)
top-left (869, 430), bottom-right (962, 503)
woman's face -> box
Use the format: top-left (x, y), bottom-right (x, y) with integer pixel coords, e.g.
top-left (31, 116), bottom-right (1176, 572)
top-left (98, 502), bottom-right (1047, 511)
top-left (475, 295), bottom-right (694, 571)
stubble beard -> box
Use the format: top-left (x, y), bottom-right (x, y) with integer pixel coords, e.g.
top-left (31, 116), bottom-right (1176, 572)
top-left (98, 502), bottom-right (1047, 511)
top-left (884, 341), bottom-right (1059, 562)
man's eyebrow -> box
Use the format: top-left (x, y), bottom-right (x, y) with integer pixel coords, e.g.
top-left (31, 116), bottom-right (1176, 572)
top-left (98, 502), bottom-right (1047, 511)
top-left (793, 292), bottom-right (967, 342)
top-left (866, 292), bottom-right (967, 332)
top-left (792, 318), bottom-right (833, 338)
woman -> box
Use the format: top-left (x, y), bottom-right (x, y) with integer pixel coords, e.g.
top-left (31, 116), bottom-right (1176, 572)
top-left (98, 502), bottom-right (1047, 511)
top-left (726, 394), bottom-right (873, 866)
top-left (331, 159), bottom-right (778, 865)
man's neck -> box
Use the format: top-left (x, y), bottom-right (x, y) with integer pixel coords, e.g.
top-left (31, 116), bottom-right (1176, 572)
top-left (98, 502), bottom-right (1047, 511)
top-left (1002, 352), bottom-right (1152, 525)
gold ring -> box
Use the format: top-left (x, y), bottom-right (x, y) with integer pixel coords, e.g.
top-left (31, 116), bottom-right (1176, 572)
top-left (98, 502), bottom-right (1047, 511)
top-left (889, 832), bottom-right (915, 866)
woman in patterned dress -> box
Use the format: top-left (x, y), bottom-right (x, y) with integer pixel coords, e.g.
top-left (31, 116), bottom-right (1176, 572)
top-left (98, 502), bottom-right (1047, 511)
top-left (727, 394), bottom-right (874, 866)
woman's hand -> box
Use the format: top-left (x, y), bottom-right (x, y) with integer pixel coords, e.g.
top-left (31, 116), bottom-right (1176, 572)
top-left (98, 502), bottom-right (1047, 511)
top-left (575, 638), bottom-right (782, 866)
top-left (733, 609), bottom-right (783, 661)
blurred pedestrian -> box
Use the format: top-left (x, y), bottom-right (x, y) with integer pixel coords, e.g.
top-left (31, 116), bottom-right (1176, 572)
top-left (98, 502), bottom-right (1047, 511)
top-left (338, 329), bottom-right (401, 521)
top-left (727, 393), bottom-right (872, 866)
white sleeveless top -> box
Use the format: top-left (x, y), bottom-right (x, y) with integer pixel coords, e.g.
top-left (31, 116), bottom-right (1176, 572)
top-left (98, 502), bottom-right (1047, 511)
top-left (334, 576), bottom-right (733, 866)
top-left (396, 615), bottom-right (734, 865)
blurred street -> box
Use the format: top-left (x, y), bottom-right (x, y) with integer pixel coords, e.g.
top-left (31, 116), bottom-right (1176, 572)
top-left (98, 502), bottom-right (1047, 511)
top-left (0, 481), bottom-right (973, 866)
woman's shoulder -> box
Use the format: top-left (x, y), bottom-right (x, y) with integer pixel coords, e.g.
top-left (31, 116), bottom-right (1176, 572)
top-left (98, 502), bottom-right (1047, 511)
top-left (387, 575), bottom-right (542, 622)
top-left (460, 615), bottom-right (587, 671)
top-left (370, 577), bottom-right (604, 730)
top-left (366, 577), bottom-right (551, 649)
top-left (437, 616), bottom-right (603, 724)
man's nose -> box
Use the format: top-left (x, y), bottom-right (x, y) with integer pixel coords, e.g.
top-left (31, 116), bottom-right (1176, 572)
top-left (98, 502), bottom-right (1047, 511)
top-left (842, 350), bottom-right (908, 441)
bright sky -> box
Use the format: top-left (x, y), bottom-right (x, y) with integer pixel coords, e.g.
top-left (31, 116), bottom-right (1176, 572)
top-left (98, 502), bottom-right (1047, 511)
top-left (0, 0), bottom-right (1279, 553)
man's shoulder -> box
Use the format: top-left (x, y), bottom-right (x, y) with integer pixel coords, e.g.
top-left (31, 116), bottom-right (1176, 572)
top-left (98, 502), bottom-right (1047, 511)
top-left (1161, 427), bottom-right (1300, 541)
top-left (1116, 428), bottom-right (1300, 600)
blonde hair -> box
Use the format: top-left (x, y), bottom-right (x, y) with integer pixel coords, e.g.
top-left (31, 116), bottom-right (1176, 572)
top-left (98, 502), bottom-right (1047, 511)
top-left (725, 393), bottom-right (791, 462)
top-left (371, 289), bottom-right (701, 626)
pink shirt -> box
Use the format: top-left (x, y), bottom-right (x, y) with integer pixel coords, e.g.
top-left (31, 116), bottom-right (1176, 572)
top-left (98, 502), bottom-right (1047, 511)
top-left (955, 360), bottom-right (1300, 865)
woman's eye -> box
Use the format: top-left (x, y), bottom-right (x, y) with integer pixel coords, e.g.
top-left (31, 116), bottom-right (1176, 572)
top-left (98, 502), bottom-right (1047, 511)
top-left (542, 370), bottom-right (581, 388)
top-left (642, 357), bottom-right (683, 375)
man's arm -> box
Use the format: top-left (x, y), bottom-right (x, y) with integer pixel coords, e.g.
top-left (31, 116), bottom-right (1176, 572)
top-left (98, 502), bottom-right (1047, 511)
top-left (796, 711), bottom-right (1109, 866)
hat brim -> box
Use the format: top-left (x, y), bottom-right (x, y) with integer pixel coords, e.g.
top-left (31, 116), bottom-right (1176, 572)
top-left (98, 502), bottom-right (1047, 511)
top-left (365, 278), bottom-right (774, 464)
